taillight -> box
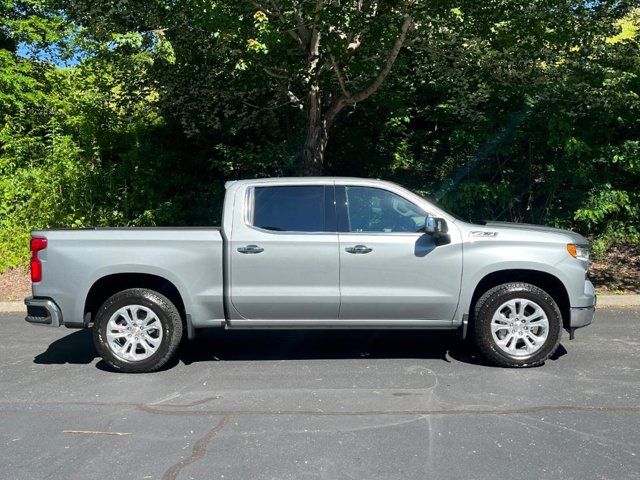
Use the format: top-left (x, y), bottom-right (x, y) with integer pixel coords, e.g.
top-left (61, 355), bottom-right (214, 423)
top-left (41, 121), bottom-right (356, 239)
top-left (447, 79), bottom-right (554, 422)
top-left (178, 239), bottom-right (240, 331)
top-left (30, 237), bottom-right (47, 282)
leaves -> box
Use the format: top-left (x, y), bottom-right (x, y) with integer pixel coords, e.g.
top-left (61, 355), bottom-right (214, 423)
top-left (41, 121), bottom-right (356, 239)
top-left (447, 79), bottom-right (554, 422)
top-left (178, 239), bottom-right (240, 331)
top-left (0, 1), bottom-right (639, 270)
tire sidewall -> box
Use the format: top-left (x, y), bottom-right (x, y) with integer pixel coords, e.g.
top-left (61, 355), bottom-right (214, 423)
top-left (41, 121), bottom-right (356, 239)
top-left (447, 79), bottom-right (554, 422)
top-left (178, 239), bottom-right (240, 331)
top-left (93, 290), bottom-right (178, 373)
top-left (475, 284), bottom-right (562, 367)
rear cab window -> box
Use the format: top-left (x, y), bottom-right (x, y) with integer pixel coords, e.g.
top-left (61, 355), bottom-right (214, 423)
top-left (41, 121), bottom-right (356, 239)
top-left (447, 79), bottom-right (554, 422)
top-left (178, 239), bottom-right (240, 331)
top-left (249, 185), bottom-right (336, 232)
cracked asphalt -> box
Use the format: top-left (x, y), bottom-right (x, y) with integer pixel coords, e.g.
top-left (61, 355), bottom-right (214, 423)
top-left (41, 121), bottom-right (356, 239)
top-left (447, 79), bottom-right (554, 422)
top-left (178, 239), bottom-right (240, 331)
top-left (1, 308), bottom-right (639, 480)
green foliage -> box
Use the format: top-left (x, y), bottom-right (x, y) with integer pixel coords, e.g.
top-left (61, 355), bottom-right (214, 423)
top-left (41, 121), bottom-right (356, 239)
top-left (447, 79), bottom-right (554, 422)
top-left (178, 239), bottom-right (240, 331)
top-left (1, 1), bottom-right (640, 271)
top-left (325, 2), bottom-right (640, 248)
top-left (0, 3), bottom-right (222, 269)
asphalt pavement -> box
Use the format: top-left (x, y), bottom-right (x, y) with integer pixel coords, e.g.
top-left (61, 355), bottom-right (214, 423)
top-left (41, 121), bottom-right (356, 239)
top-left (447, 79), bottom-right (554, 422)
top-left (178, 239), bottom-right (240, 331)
top-left (1, 308), bottom-right (639, 480)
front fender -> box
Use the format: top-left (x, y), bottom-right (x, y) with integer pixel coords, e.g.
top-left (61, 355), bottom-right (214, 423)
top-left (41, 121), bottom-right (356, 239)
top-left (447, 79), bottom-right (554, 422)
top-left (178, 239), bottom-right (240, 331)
top-left (455, 240), bottom-right (586, 324)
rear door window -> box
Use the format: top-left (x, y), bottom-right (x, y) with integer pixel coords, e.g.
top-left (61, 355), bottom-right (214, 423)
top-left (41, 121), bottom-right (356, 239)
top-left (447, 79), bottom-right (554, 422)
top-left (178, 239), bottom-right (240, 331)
top-left (251, 186), bottom-right (334, 232)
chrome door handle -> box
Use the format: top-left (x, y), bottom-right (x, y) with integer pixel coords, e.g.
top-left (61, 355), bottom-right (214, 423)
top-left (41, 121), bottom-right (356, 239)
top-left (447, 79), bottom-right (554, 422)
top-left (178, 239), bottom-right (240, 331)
top-left (345, 245), bottom-right (372, 254)
top-left (237, 245), bottom-right (264, 254)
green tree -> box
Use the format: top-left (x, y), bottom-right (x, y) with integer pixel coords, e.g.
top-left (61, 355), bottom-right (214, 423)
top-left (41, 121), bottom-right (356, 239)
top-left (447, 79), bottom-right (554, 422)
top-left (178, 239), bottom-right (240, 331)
top-left (1, 0), bottom-right (638, 273)
top-left (59, 1), bottom-right (630, 176)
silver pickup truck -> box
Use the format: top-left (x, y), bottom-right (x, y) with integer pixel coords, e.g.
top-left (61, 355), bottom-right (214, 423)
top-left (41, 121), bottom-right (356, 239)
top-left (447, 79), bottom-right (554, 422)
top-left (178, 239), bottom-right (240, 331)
top-left (25, 177), bottom-right (595, 372)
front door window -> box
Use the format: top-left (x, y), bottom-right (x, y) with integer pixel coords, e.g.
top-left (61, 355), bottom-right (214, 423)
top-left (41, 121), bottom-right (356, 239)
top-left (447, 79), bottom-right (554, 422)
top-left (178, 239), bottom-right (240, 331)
top-left (342, 186), bottom-right (427, 233)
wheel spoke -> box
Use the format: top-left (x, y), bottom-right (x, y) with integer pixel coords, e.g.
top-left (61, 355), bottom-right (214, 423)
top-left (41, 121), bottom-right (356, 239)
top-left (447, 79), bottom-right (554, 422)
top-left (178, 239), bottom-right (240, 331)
top-left (497, 333), bottom-right (515, 348)
top-left (524, 305), bottom-right (543, 321)
top-left (528, 319), bottom-right (547, 328)
top-left (119, 338), bottom-right (133, 357)
top-left (107, 331), bottom-right (127, 341)
top-left (127, 339), bottom-right (139, 357)
top-left (526, 331), bottom-right (545, 343)
top-left (143, 317), bottom-right (159, 329)
top-left (522, 334), bottom-right (536, 352)
top-left (136, 338), bottom-right (149, 356)
top-left (118, 307), bottom-right (134, 325)
top-left (491, 323), bottom-right (510, 334)
top-left (107, 325), bottom-right (127, 334)
top-left (130, 306), bottom-right (142, 322)
top-left (143, 333), bottom-right (160, 348)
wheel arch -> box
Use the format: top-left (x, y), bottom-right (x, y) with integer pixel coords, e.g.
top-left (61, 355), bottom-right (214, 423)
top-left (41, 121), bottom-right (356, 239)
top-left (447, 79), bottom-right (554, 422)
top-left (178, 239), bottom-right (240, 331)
top-left (468, 269), bottom-right (570, 329)
top-left (84, 273), bottom-right (191, 337)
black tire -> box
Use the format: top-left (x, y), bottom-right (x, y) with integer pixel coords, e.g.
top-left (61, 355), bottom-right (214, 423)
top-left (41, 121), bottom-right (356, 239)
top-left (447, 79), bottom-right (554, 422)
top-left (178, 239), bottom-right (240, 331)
top-left (473, 282), bottom-right (562, 368)
top-left (92, 288), bottom-right (183, 373)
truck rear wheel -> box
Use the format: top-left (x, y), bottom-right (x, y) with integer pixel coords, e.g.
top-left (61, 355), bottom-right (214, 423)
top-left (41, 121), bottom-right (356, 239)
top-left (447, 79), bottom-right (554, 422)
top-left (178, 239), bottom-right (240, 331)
top-left (92, 288), bottom-right (183, 373)
top-left (473, 282), bottom-right (562, 367)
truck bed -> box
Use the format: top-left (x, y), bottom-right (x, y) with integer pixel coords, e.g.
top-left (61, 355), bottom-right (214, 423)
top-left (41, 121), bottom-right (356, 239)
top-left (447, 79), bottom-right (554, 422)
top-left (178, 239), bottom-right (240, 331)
top-left (30, 228), bottom-right (225, 329)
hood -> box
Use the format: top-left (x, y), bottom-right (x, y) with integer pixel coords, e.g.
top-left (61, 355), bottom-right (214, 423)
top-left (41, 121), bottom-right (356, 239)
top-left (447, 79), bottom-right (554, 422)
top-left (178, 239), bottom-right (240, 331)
top-left (481, 221), bottom-right (588, 244)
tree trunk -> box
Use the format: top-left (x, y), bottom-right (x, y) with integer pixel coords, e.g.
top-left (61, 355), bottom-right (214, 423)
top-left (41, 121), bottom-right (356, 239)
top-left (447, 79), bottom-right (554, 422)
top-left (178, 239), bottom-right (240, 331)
top-left (300, 83), bottom-right (329, 176)
top-left (298, 14), bottom-right (413, 176)
top-left (300, 122), bottom-right (329, 176)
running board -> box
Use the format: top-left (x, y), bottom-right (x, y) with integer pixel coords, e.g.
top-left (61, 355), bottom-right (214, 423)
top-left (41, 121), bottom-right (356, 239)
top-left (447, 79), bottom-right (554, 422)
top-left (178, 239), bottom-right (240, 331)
top-left (225, 319), bottom-right (453, 329)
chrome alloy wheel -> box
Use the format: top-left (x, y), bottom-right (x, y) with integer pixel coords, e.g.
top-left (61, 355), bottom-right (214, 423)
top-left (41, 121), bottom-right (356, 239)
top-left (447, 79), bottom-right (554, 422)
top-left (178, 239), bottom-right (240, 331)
top-left (490, 298), bottom-right (549, 358)
top-left (105, 305), bottom-right (163, 362)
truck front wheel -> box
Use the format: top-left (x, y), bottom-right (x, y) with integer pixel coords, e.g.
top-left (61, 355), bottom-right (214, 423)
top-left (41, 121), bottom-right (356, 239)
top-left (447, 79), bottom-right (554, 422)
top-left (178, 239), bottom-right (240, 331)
top-left (473, 282), bottom-right (562, 367)
top-left (92, 288), bottom-right (183, 373)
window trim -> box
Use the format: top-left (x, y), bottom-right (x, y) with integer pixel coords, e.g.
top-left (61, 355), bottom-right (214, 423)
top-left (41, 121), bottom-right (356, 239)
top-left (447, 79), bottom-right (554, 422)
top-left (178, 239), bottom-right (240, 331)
top-left (336, 185), bottom-right (429, 236)
top-left (244, 184), bottom-right (337, 235)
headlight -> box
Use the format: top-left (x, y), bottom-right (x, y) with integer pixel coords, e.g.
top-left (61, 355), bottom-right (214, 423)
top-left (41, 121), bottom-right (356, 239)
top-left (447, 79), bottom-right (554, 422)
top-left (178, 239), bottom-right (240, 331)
top-left (567, 244), bottom-right (590, 262)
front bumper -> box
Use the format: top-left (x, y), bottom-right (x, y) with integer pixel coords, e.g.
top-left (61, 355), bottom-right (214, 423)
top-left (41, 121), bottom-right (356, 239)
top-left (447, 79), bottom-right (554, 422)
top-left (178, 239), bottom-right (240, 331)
top-left (569, 279), bottom-right (596, 329)
top-left (25, 297), bottom-right (63, 327)
top-left (570, 304), bottom-right (596, 328)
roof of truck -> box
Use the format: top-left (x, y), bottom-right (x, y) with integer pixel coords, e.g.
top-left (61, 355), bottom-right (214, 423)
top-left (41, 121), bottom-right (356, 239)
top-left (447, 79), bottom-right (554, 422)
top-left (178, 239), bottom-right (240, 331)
top-left (224, 177), bottom-right (387, 189)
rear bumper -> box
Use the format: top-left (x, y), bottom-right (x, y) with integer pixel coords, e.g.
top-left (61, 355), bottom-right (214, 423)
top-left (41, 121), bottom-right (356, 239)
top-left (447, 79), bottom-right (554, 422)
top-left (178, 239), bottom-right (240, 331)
top-left (25, 297), bottom-right (63, 327)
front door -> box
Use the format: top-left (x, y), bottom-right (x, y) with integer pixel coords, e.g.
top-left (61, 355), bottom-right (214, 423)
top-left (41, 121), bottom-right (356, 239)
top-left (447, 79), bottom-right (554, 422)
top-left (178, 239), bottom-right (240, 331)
top-left (229, 184), bottom-right (340, 320)
top-left (337, 185), bottom-right (462, 321)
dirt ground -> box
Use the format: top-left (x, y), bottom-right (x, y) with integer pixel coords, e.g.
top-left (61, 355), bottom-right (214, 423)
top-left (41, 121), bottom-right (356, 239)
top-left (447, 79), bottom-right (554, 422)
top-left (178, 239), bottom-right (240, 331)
top-left (589, 243), bottom-right (640, 294)
top-left (1, 244), bottom-right (638, 301)
top-left (0, 267), bottom-right (31, 301)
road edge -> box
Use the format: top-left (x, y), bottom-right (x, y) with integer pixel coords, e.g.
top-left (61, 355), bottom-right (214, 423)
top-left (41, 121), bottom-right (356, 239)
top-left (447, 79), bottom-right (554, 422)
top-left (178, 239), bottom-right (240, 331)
top-left (0, 301), bottom-right (25, 312)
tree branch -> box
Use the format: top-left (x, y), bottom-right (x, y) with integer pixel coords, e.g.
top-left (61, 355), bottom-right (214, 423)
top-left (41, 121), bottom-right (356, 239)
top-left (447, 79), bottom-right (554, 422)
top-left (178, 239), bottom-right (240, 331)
top-left (330, 52), bottom-right (351, 98)
top-left (324, 14), bottom-right (413, 128)
top-left (329, 26), bottom-right (363, 65)
top-left (262, 66), bottom-right (289, 79)
top-left (324, 97), bottom-right (346, 130)
top-left (286, 89), bottom-right (304, 109)
top-left (348, 14), bottom-right (413, 104)
top-left (270, 0), bottom-right (311, 48)
top-left (304, 21), bottom-right (321, 83)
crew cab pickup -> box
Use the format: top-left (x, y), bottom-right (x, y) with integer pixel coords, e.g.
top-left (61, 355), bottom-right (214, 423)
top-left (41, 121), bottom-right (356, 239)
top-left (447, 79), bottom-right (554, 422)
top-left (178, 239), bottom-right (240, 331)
top-left (25, 177), bottom-right (596, 372)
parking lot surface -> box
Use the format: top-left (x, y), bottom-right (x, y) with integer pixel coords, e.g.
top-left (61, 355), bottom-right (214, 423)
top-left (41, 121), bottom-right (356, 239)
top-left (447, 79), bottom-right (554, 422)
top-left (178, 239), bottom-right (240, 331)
top-left (1, 308), bottom-right (639, 480)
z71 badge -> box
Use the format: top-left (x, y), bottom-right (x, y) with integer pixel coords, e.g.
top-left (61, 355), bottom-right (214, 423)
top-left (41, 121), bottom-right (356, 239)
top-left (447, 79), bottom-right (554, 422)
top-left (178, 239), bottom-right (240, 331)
top-left (469, 231), bottom-right (498, 237)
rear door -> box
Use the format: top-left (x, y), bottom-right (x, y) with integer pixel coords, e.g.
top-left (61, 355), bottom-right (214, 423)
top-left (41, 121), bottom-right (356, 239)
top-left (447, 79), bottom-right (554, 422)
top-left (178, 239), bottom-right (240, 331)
top-left (229, 183), bottom-right (340, 320)
top-left (337, 185), bottom-right (462, 321)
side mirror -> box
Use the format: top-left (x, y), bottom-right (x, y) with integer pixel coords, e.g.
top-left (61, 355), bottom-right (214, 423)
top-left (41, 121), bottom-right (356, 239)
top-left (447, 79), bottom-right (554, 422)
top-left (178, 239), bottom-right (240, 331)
top-left (425, 216), bottom-right (447, 236)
